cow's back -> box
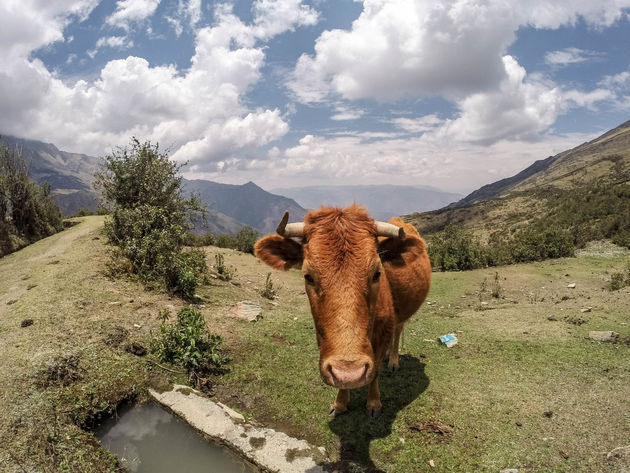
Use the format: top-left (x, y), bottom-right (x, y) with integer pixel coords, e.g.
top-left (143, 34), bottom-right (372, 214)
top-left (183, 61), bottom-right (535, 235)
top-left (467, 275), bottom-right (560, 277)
top-left (378, 217), bottom-right (431, 323)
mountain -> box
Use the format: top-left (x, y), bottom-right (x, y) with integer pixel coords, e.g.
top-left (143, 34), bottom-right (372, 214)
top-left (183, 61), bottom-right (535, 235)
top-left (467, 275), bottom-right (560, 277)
top-left (270, 185), bottom-right (462, 220)
top-left (183, 179), bottom-right (307, 235)
top-left (404, 119), bottom-right (630, 238)
top-left (0, 135), bottom-right (99, 216)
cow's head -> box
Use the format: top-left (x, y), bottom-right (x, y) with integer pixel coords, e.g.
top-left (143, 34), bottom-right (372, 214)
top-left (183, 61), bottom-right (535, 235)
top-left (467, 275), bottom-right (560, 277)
top-left (254, 206), bottom-right (405, 389)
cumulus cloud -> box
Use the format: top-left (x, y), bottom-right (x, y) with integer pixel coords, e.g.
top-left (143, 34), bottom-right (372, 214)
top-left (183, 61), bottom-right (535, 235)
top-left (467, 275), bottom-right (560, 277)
top-left (544, 47), bottom-right (601, 66)
top-left (392, 115), bottom-right (443, 133)
top-left (106, 0), bottom-right (161, 31)
top-left (330, 105), bottom-right (365, 121)
top-left (289, 0), bottom-right (630, 105)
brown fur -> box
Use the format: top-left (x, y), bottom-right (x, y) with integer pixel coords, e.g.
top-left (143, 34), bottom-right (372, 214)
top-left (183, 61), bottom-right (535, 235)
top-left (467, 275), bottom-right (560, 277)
top-left (254, 205), bottom-right (431, 416)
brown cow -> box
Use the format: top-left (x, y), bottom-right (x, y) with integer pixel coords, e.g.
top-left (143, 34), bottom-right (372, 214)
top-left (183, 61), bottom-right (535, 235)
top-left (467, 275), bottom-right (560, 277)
top-left (254, 205), bottom-right (431, 417)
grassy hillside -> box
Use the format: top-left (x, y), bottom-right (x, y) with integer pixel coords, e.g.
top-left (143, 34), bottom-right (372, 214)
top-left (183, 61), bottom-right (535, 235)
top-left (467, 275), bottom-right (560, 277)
top-left (1, 218), bottom-right (629, 472)
top-left (405, 120), bottom-right (630, 247)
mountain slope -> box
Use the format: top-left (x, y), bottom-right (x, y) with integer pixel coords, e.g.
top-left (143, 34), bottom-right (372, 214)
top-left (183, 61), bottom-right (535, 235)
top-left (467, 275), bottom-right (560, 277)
top-left (450, 119), bottom-right (630, 209)
top-left (183, 179), bottom-right (307, 234)
top-left (0, 135), bottom-right (100, 216)
top-left (405, 119), bottom-right (630, 239)
top-left (271, 185), bottom-right (462, 220)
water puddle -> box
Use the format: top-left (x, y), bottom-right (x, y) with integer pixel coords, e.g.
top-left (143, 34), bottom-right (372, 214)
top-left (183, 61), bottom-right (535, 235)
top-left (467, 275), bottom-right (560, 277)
top-left (96, 402), bottom-right (257, 473)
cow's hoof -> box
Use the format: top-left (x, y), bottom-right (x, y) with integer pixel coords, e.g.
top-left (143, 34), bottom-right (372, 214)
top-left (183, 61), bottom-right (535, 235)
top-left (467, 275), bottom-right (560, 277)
top-left (329, 405), bottom-right (348, 418)
top-left (366, 407), bottom-right (381, 418)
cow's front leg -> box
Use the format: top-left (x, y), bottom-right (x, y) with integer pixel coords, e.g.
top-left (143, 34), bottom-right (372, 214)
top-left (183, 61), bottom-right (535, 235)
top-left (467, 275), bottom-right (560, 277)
top-left (329, 389), bottom-right (349, 417)
top-left (366, 376), bottom-right (381, 418)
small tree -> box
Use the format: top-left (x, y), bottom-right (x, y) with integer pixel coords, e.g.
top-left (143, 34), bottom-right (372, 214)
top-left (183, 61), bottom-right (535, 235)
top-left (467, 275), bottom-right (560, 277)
top-left (94, 138), bottom-right (206, 297)
top-left (235, 225), bottom-right (259, 254)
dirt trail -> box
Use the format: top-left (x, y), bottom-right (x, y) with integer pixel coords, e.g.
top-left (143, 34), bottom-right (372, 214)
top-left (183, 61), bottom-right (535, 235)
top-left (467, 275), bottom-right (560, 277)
top-left (0, 217), bottom-right (102, 316)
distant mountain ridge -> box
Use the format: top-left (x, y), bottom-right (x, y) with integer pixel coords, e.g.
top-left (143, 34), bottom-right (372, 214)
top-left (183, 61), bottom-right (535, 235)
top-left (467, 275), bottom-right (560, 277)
top-left (184, 179), bottom-right (307, 235)
top-left (271, 185), bottom-right (462, 220)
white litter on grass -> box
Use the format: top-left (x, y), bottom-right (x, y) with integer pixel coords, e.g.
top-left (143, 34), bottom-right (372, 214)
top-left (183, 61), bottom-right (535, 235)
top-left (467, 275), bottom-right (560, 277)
top-left (567, 283), bottom-right (576, 288)
top-left (439, 334), bottom-right (458, 347)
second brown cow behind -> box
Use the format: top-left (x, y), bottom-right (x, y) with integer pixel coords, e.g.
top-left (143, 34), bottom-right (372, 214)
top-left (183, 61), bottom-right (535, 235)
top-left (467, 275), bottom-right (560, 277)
top-left (254, 205), bottom-right (431, 417)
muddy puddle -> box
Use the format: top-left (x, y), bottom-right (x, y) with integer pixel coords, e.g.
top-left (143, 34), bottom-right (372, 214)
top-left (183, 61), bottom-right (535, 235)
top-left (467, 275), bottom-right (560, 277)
top-left (96, 402), bottom-right (257, 472)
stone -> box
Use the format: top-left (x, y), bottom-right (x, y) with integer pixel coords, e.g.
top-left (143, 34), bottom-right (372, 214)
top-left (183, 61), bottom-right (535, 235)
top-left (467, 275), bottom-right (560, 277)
top-left (228, 301), bottom-right (262, 322)
top-left (580, 307), bottom-right (592, 313)
top-left (150, 385), bottom-right (326, 472)
top-left (588, 331), bottom-right (619, 342)
top-left (567, 283), bottom-right (576, 288)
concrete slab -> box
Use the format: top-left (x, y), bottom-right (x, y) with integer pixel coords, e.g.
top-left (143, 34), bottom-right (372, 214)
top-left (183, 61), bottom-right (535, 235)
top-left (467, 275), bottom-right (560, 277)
top-left (149, 385), bottom-right (326, 473)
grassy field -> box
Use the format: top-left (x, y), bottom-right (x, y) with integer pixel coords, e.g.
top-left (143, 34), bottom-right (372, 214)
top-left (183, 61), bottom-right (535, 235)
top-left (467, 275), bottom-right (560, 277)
top-left (1, 217), bottom-right (629, 472)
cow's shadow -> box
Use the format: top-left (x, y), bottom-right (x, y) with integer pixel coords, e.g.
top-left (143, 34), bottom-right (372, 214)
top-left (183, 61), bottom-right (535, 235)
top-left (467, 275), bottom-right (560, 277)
top-left (315, 355), bottom-right (429, 472)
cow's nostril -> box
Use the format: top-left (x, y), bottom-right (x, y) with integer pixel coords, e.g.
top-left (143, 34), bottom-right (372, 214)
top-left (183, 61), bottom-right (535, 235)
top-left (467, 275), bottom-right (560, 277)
top-left (327, 361), bottom-right (369, 386)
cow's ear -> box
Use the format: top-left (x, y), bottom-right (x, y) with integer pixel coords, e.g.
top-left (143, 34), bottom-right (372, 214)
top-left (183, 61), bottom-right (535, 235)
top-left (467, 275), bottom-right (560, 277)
top-left (254, 234), bottom-right (303, 270)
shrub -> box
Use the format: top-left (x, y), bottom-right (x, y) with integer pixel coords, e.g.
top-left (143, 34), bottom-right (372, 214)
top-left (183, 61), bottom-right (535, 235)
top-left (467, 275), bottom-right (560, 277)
top-left (214, 234), bottom-right (237, 249)
top-left (214, 253), bottom-right (234, 281)
top-left (94, 138), bottom-right (206, 298)
top-left (235, 225), bottom-right (259, 254)
top-left (260, 273), bottom-right (277, 299)
top-left (183, 232), bottom-right (214, 247)
top-left (150, 306), bottom-right (229, 385)
top-left (428, 225), bottom-right (486, 271)
top-left (72, 208), bottom-right (93, 217)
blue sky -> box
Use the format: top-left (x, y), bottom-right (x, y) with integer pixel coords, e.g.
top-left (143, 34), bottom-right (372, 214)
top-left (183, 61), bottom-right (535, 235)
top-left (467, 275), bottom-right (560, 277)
top-left (1, 1), bottom-right (629, 193)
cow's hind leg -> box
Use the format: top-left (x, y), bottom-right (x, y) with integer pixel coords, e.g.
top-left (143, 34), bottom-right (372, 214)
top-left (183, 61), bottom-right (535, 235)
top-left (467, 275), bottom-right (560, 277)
top-left (329, 389), bottom-right (350, 417)
top-left (387, 322), bottom-right (404, 372)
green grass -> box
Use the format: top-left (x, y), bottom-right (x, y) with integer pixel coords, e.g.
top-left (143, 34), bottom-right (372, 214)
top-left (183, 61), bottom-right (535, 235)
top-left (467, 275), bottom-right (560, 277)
top-left (1, 219), bottom-right (629, 472)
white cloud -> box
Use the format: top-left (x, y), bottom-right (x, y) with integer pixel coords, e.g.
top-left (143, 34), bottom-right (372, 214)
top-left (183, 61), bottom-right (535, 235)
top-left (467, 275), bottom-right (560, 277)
top-left (87, 35), bottom-right (134, 58)
top-left (166, 0), bottom-right (202, 36)
top-left (288, 0), bottom-right (630, 104)
top-left (330, 105), bottom-right (365, 121)
top-left (544, 47), bottom-right (601, 66)
top-left (251, 0), bottom-right (319, 39)
top-left (392, 114), bottom-right (443, 133)
top-left (106, 0), bottom-right (161, 31)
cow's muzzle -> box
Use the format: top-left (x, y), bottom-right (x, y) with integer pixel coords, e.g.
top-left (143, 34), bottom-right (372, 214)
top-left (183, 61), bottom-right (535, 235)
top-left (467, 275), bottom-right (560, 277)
top-left (321, 356), bottom-right (374, 389)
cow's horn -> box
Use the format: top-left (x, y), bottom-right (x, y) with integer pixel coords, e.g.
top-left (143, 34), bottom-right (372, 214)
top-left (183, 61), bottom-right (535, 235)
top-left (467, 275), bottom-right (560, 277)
top-left (276, 211), bottom-right (305, 237)
top-left (375, 221), bottom-right (406, 239)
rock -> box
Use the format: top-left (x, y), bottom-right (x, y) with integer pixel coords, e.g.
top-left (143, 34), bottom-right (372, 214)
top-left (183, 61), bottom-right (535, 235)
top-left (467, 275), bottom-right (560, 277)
top-left (228, 301), bottom-right (262, 322)
top-left (217, 402), bottom-right (245, 421)
top-left (580, 307), bottom-right (592, 313)
top-left (567, 283), bottom-right (576, 288)
top-left (125, 343), bottom-right (147, 356)
top-left (588, 331), bottom-right (619, 342)
top-left (20, 319), bottom-right (34, 328)
top-left (547, 315), bottom-right (558, 321)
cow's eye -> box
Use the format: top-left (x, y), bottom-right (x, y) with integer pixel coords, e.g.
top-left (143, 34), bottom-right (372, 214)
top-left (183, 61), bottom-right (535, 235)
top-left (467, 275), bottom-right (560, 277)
top-left (304, 274), bottom-right (315, 285)
top-left (372, 271), bottom-right (381, 283)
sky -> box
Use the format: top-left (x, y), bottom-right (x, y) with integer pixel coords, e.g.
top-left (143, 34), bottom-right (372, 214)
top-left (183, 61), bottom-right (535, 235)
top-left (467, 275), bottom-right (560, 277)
top-left (1, 1), bottom-right (629, 194)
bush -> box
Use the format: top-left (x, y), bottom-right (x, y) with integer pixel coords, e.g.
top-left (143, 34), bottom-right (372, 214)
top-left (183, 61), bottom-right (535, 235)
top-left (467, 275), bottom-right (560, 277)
top-left (214, 234), bottom-right (237, 249)
top-left (214, 253), bottom-right (234, 281)
top-left (94, 138), bottom-right (206, 297)
top-left (150, 306), bottom-right (229, 385)
top-left (235, 225), bottom-right (259, 254)
top-left (183, 232), bottom-right (214, 247)
top-left (428, 225), bottom-right (486, 271)
top-left (72, 208), bottom-right (93, 217)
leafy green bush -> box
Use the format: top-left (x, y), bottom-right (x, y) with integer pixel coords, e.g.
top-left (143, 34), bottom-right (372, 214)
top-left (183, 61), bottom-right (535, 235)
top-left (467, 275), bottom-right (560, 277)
top-left (150, 306), bottom-right (229, 384)
top-left (72, 208), bottom-right (94, 217)
top-left (94, 138), bottom-right (206, 297)
top-left (183, 232), bottom-right (214, 247)
top-left (428, 225), bottom-right (487, 271)
top-left (235, 225), bottom-right (259, 254)
top-left (214, 234), bottom-right (237, 249)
